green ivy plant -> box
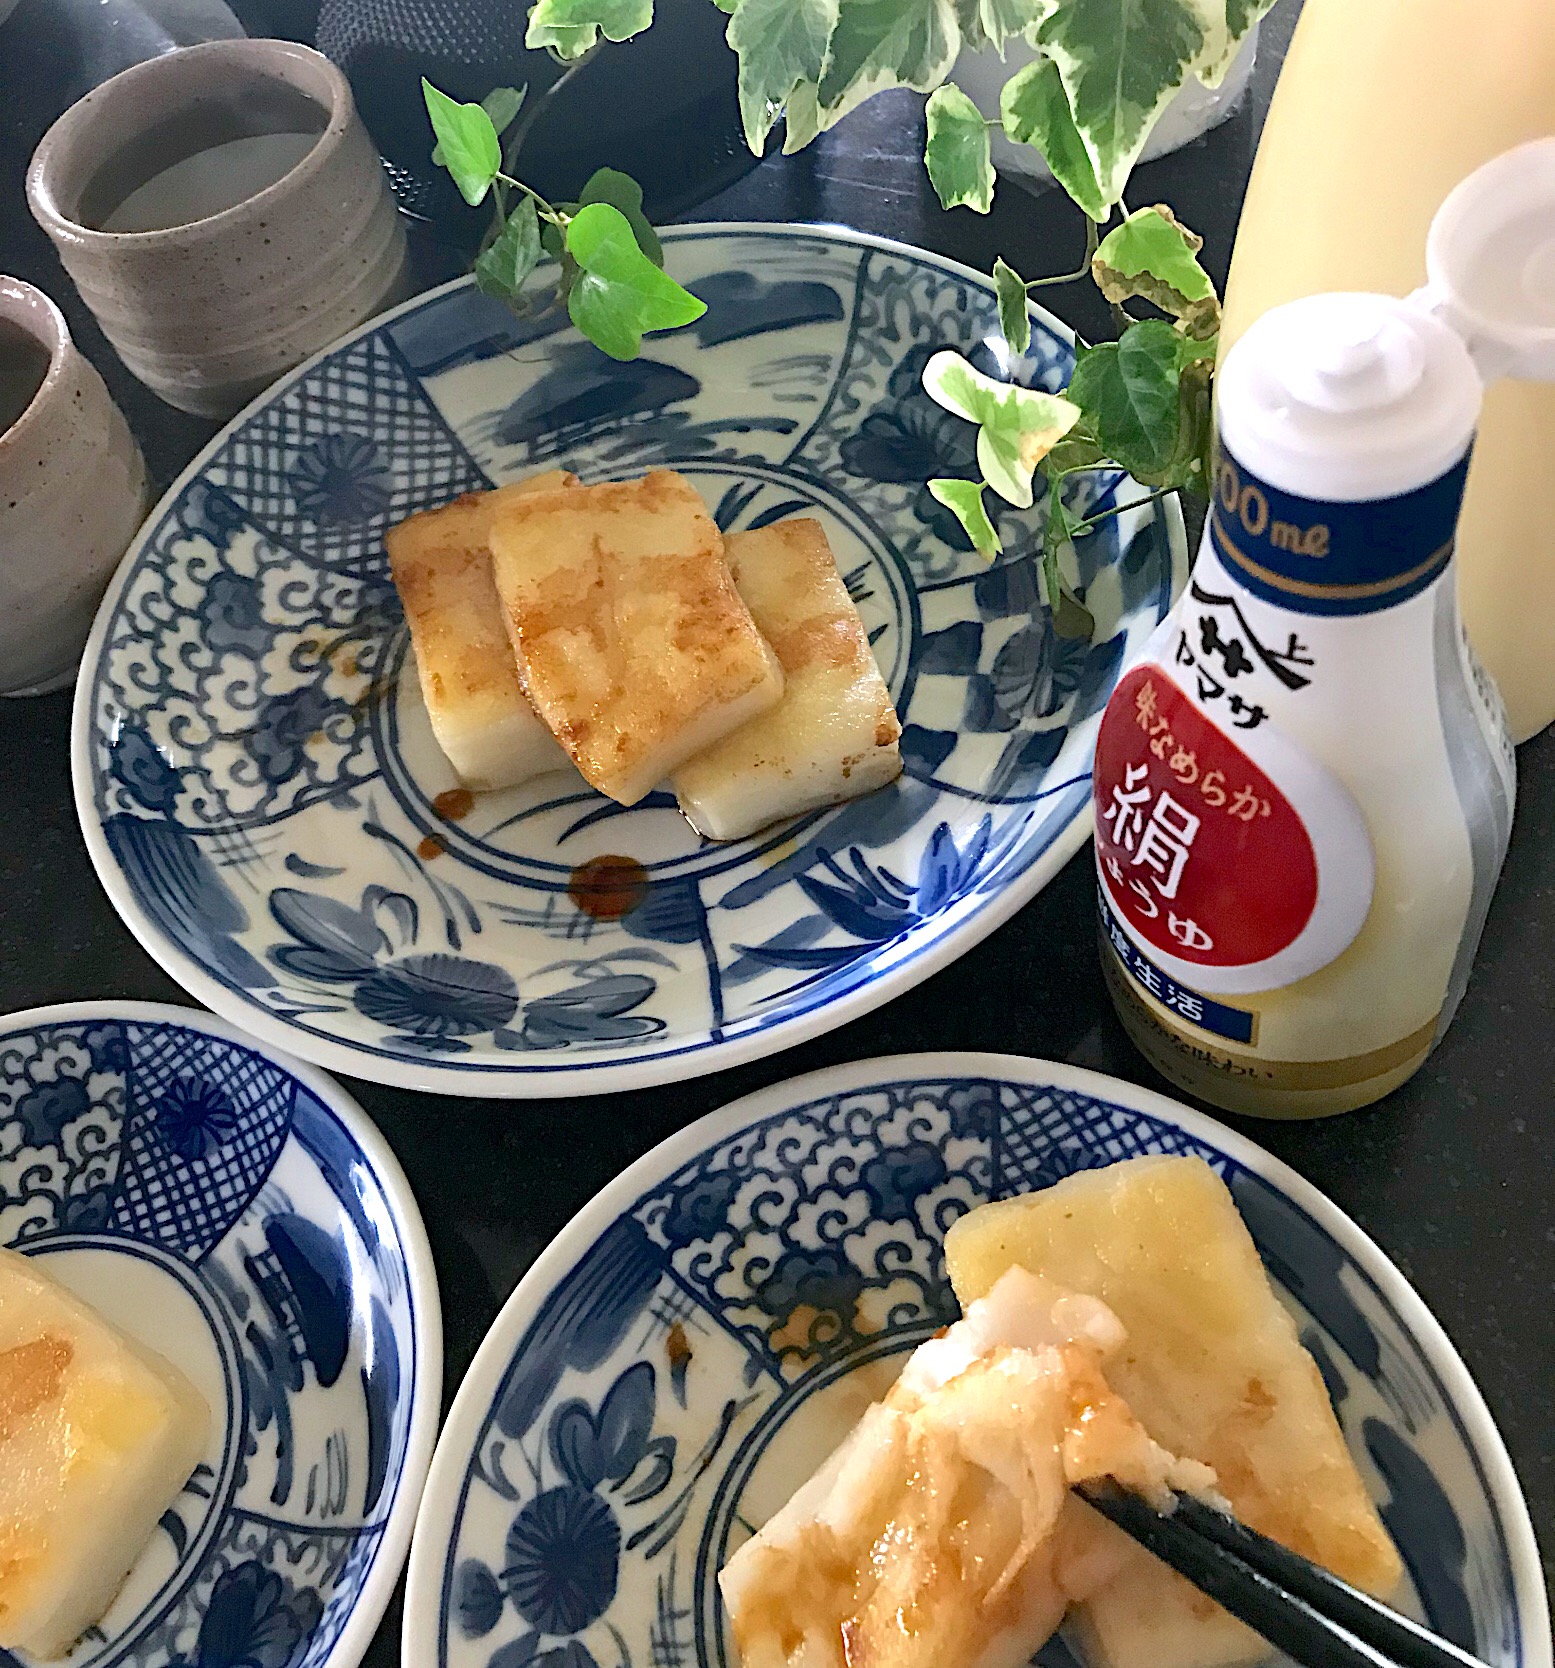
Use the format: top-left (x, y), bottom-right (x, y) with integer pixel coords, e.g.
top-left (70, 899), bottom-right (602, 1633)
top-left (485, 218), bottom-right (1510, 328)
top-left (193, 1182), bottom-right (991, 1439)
top-left (424, 0), bottom-right (1273, 607)
top-left (422, 80), bottom-right (704, 359)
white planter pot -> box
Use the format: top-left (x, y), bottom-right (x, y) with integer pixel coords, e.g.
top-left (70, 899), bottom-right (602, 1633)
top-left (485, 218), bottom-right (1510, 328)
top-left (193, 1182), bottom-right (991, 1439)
top-left (955, 24), bottom-right (1260, 194)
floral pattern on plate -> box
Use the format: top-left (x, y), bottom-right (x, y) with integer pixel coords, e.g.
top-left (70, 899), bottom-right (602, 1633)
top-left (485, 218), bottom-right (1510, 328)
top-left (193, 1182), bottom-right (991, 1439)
top-left (404, 1056), bottom-right (1547, 1668)
top-left (0, 1004), bottom-right (439, 1668)
top-left (76, 226), bottom-right (1187, 1094)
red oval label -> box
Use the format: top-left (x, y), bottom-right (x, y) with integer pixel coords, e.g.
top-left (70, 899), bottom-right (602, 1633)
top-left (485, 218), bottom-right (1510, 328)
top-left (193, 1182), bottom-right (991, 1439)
top-left (1093, 665), bottom-right (1318, 967)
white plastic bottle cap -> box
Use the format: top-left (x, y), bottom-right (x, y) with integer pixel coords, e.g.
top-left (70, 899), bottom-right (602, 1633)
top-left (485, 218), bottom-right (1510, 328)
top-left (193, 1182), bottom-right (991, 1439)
top-left (1418, 137), bottom-right (1555, 382)
top-left (1218, 137), bottom-right (1555, 505)
top-left (1216, 293), bottom-right (1482, 503)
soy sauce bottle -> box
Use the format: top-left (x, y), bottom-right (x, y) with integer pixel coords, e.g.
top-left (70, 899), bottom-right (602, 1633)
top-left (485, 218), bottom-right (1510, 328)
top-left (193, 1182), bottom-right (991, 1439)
top-left (1093, 140), bottom-right (1555, 1118)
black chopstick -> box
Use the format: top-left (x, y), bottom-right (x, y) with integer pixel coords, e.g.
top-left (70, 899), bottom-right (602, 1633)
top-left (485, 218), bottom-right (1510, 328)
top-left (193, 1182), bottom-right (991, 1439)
top-left (1076, 1480), bottom-right (1491, 1668)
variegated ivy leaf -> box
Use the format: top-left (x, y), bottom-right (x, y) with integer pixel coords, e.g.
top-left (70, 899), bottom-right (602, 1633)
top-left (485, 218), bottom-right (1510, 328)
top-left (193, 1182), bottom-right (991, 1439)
top-left (924, 85), bottom-right (994, 213)
top-left (526, 0), bottom-right (653, 58)
top-left (960, 0), bottom-right (1047, 52)
top-left (922, 350), bottom-right (1081, 509)
top-left (1035, 0), bottom-right (1210, 210)
top-left (780, 79), bottom-right (825, 152)
top-left (727, 0), bottom-right (840, 153)
top-left (1196, 0), bottom-right (1277, 86)
top-left (813, 0), bottom-right (962, 133)
top-left (1092, 204), bottom-right (1219, 335)
top-left (929, 478), bottom-right (1002, 556)
top-left (999, 55), bottom-right (1108, 223)
top-left (992, 256), bottom-right (1030, 356)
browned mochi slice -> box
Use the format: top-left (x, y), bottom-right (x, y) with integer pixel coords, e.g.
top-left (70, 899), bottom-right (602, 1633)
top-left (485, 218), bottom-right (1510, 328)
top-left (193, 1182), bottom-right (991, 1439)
top-left (0, 1247), bottom-right (210, 1659)
top-left (671, 518), bottom-right (902, 840)
top-left (386, 470), bottom-right (576, 791)
top-left (488, 471), bottom-right (785, 805)
top-left (945, 1155), bottom-right (1404, 1668)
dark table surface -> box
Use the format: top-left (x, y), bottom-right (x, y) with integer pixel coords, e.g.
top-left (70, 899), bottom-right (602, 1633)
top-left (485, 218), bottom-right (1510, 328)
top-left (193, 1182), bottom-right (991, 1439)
top-left (0, 3), bottom-right (1549, 1660)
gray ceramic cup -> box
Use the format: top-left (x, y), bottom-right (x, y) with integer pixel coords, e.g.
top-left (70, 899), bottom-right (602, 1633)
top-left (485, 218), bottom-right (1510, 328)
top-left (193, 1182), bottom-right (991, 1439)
top-left (27, 39), bottom-right (409, 419)
top-left (0, 277), bottom-right (149, 697)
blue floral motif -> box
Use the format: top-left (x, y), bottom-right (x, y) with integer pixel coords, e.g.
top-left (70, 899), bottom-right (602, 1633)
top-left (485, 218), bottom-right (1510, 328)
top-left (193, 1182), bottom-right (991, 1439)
top-left (82, 1021), bottom-right (130, 1075)
top-left (355, 955), bottom-right (519, 1038)
top-left (85, 226), bottom-right (1185, 1088)
top-left (754, 1246), bottom-right (867, 1327)
top-left (945, 1082), bottom-right (998, 1139)
top-left (105, 816), bottom-right (269, 990)
top-left (201, 572), bottom-right (275, 657)
top-left (507, 975), bottom-right (660, 1049)
top-left (155, 1077), bottom-right (240, 1162)
top-left (456, 1560), bottom-right (505, 1640)
top-left (170, 1560), bottom-right (323, 1668)
top-left (0, 1014), bottom-right (425, 1668)
top-left (838, 344), bottom-right (982, 549)
top-left (60, 1184), bottom-right (117, 1232)
top-left (110, 720), bottom-right (184, 815)
top-left (268, 887), bottom-right (663, 1056)
top-left (14, 1076), bottom-right (90, 1148)
top-left (658, 1171), bottom-right (741, 1248)
top-left (436, 1064), bottom-right (1525, 1668)
top-left (797, 816), bottom-right (994, 946)
top-left (289, 434), bottom-right (393, 524)
top-left (181, 480), bottom-right (249, 551)
top-left (250, 683), bottom-right (341, 786)
top-left (503, 1486), bottom-right (620, 1636)
top-left (860, 1140), bottom-right (947, 1220)
top-left (549, 1361), bottom-right (655, 1491)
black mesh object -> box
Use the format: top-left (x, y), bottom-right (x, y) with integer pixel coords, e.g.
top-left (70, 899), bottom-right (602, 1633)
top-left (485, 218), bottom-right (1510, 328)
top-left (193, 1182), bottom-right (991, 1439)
top-left (316, 0), bottom-right (756, 230)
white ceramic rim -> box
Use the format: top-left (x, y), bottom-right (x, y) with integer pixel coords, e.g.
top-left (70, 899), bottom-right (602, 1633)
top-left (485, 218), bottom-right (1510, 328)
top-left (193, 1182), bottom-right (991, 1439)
top-left (0, 997), bottom-right (445, 1668)
top-left (0, 273), bottom-right (70, 454)
top-left (69, 223), bottom-right (1188, 1097)
top-left (401, 1050), bottom-right (1551, 1668)
top-left (26, 39), bottom-right (351, 248)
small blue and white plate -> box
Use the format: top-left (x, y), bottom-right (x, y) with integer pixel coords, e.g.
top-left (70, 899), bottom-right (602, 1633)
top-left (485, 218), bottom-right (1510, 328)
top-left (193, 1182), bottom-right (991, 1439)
top-left (72, 224), bottom-right (1186, 1096)
top-left (0, 1001), bottom-right (440, 1668)
top-left (402, 1053), bottom-right (1549, 1668)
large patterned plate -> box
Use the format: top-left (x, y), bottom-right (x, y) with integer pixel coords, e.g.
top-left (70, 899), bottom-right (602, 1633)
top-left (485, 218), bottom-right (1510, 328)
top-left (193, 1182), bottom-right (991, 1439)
top-left (0, 1001), bottom-right (440, 1668)
top-left (73, 225), bottom-right (1186, 1095)
top-left (401, 1053), bottom-right (1549, 1668)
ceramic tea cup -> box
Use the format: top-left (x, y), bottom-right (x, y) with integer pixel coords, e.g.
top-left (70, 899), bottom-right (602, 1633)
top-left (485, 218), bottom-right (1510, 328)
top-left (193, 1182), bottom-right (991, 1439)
top-left (0, 277), bottom-right (149, 697)
top-left (27, 38), bottom-right (408, 419)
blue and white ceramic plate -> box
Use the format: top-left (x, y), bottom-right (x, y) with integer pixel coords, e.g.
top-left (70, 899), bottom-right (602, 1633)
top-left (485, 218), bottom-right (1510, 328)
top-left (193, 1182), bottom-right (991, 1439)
top-left (402, 1053), bottom-right (1549, 1668)
top-left (0, 1001), bottom-right (440, 1668)
top-left (72, 224), bottom-right (1187, 1096)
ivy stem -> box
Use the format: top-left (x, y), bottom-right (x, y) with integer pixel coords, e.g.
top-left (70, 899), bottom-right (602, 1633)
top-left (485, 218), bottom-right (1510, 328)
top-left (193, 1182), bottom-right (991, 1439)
top-left (487, 51), bottom-right (594, 243)
top-left (504, 52), bottom-right (592, 172)
top-left (1070, 485), bottom-right (1178, 535)
top-left (1024, 217), bottom-right (1100, 290)
top-left (495, 172), bottom-right (562, 225)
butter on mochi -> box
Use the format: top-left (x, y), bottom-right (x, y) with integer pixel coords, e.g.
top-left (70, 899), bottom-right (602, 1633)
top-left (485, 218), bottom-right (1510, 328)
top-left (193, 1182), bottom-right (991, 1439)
top-left (672, 519), bottom-right (902, 840)
top-left (489, 471), bottom-right (784, 805)
top-left (0, 1247), bottom-right (211, 1659)
top-left (945, 1156), bottom-right (1403, 1668)
top-left (387, 471), bottom-right (576, 792)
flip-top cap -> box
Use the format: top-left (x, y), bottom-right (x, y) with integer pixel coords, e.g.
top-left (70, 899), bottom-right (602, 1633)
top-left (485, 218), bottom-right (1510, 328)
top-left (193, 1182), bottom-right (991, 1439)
top-left (1417, 136), bottom-right (1555, 383)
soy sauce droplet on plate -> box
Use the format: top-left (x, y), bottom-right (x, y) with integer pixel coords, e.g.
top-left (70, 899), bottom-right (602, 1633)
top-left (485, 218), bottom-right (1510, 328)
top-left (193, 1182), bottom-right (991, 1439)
top-left (432, 788), bottom-right (475, 821)
top-left (569, 855), bottom-right (649, 920)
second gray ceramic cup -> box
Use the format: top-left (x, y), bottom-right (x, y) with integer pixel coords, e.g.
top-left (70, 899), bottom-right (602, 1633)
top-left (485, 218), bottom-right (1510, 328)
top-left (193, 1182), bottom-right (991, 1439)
top-left (27, 39), bottom-right (408, 418)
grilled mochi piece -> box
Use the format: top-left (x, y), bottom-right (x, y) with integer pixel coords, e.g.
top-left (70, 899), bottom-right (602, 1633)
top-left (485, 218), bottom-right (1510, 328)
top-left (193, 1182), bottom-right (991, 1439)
top-left (945, 1156), bottom-right (1404, 1668)
top-left (387, 470), bottom-right (576, 792)
top-left (489, 470), bottom-right (785, 805)
top-left (0, 1247), bottom-right (211, 1659)
top-left (670, 518), bottom-right (903, 840)
top-left (718, 1267), bottom-right (1218, 1668)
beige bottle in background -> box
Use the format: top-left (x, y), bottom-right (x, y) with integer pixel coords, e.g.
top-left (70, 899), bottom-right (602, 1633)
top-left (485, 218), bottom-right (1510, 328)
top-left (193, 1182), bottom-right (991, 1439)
top-left (1221, 0), bottom-right (1555, 741)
